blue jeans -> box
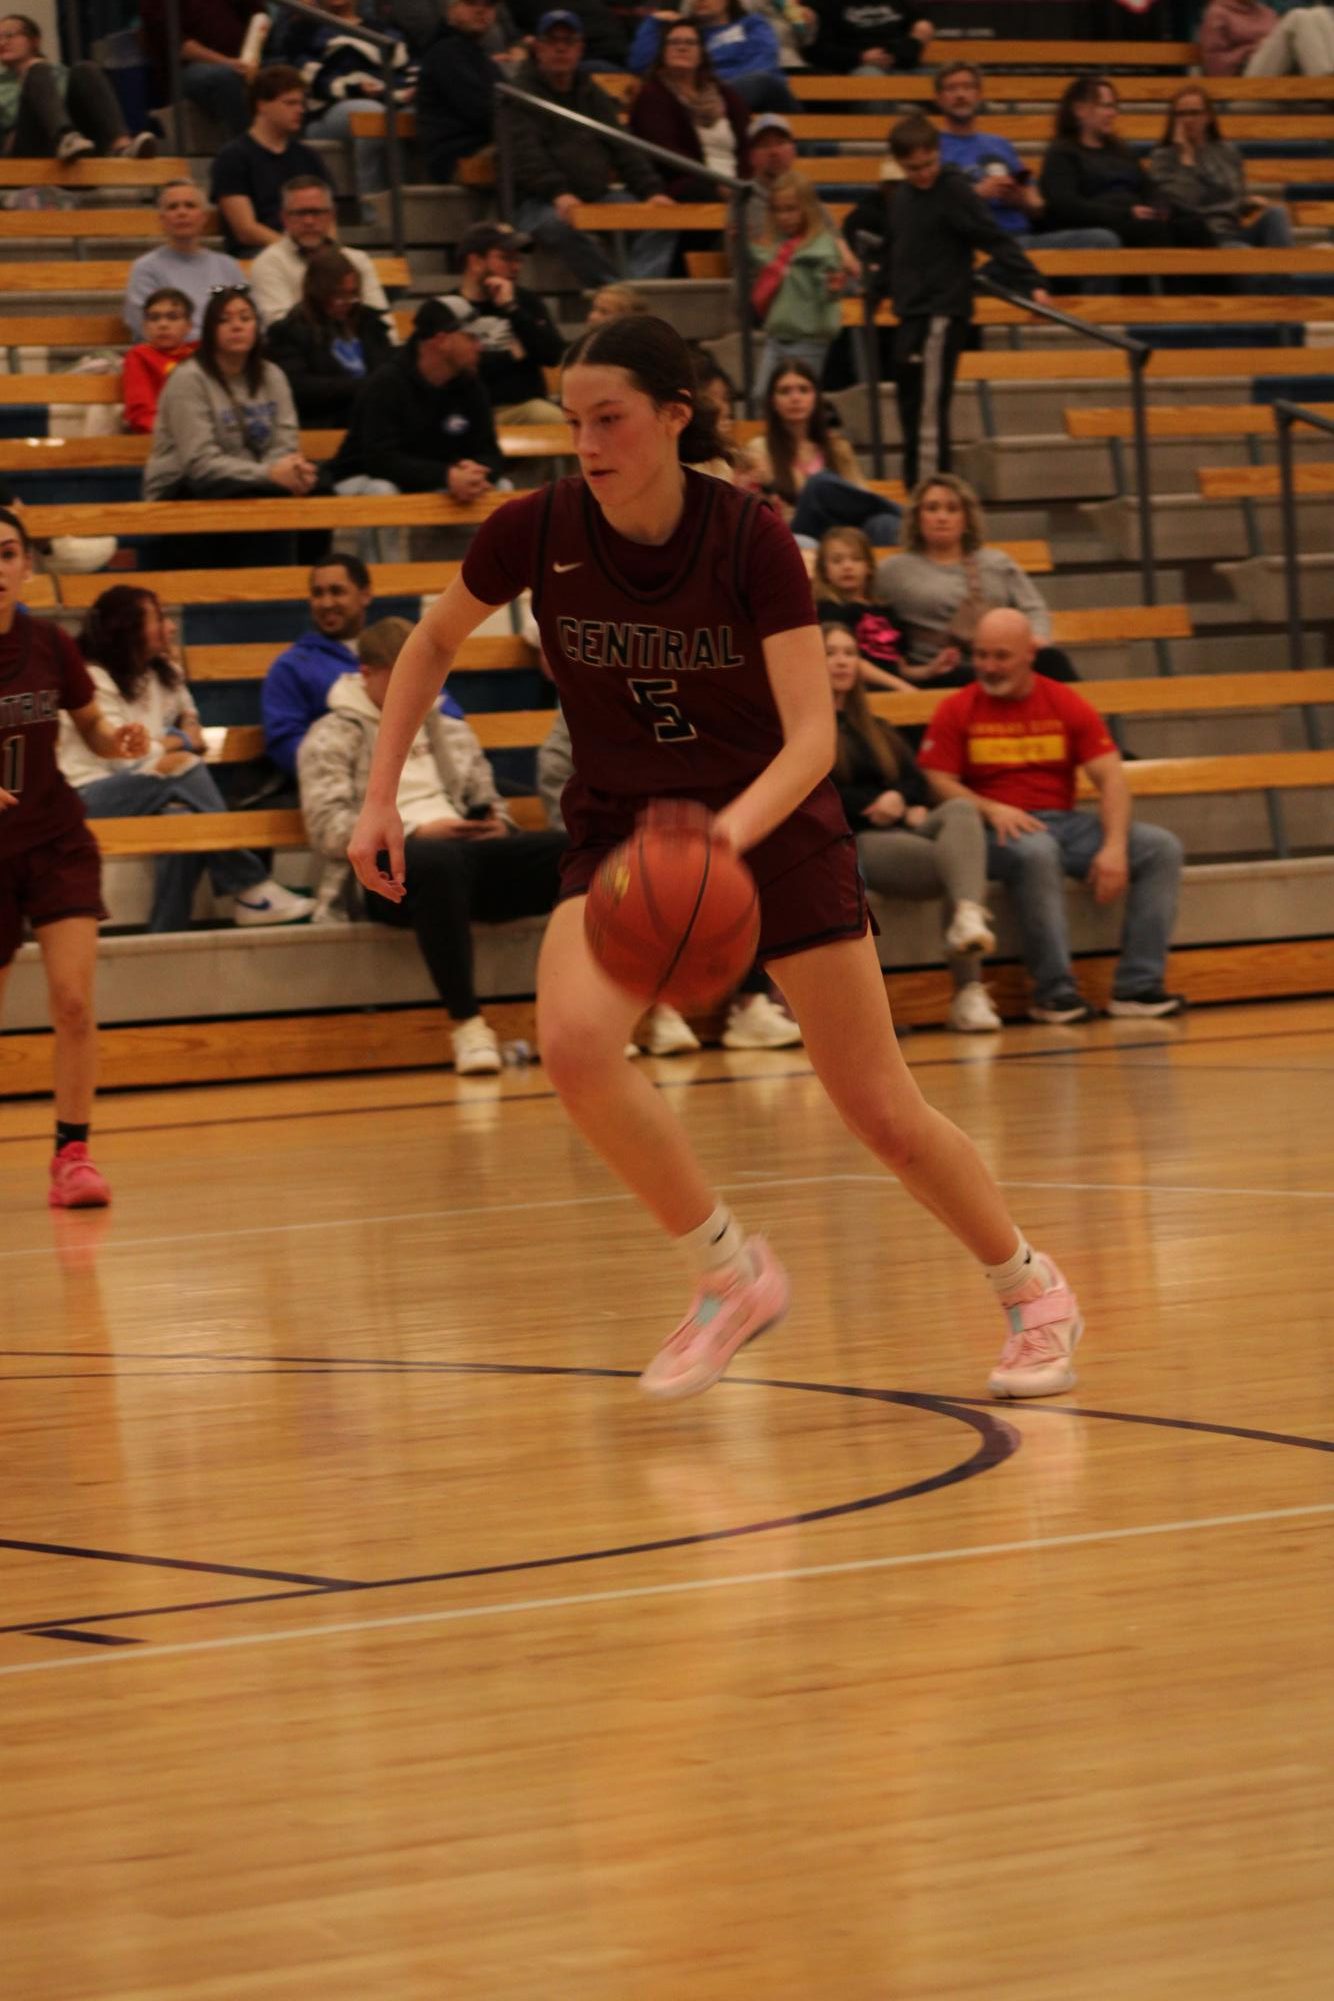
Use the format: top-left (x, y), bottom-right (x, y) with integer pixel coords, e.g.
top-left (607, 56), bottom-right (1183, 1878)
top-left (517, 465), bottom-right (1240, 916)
top-left (79, 763), bottom-right (267, 933)
top-left (180, 60), bottom-right (250, 138)
top-left (985, 809), bottom-right (1183, 1003)
top-left (513, 192), bottom-right (676, 288)
top-left (305, 97), bottom-right (388, 201)
top-left (789, 469), bottom-right (901, 550)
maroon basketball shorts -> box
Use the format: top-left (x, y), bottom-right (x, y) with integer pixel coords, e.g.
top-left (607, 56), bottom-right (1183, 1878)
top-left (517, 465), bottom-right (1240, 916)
top-left (0, 823), bottom-right (105, 970)
top-left (558, 777), bottom-right (870, 964)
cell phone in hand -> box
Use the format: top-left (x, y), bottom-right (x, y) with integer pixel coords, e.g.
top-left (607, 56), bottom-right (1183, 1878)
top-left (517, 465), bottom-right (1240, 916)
top-left (465, 802), bottom-right (493, 820)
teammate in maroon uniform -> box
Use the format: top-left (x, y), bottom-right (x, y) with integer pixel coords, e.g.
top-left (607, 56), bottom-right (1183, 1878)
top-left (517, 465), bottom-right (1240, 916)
top-left (0, 508), bottom-right (150, 1207)
top-left (348, 319), bottom-right (1084, 1401)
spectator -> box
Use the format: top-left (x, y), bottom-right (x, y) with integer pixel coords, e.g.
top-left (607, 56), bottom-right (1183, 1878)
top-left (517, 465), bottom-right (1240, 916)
top-left (875, 473), bottom-right (1078, 689)
top-left (844, 115), bottom-right (1047, 488)
top-left (210, 65), bottom-right (332, 255)
top-left (435, 222), bottom-right (565, 423)
top-left (1147, 86), bottom-right (1295, 251)
top-left (742, 112), bottom-right (860, 283)
top-left (934, 63), bottom-right (1120, 258)
top-left (416, 0), bottom-right (500, 183)
top-left (328, 296), bottom-right (503, 502)
top-left (1199, 0), bottom-right (1334, 77)
top-left (509, 13), bottom-right (677, 289)
top-left (805, 0), bottom-right (932, 78)
top-left (141, 0), bottom-right (267, 140)
top-left (749, 170), bottom-right (847, 391)
top-left (267, 248), bottom-right (395, 424)
top-left (813, 525), bottom-right (913, 689)
top-left (122, 289), bottom-right (199, 437)
top-left (508, 0), bottom-right (629, 66)
top-left (587, 282), bottom-right (654, 324)
top-left (627, 18), bottom-right (750, 203)
top-left (0, 13), bottom-right (156, 160)
top-left (824, 621), bottom-right (1000, 1033)
top-left (920, 607), bottom-right (1185, 1024)
top-left (59, 584), bottom-right (310, 932)
top-left (298, 615), bottom-right (567, 1074)
top-left (144, 284), bottom-right (319, 501)
top-left (1039, 78), bottom-right (1215, 256)
top-left (249, 175), bottom-right (393, 332)
top-left (123, 180), bottom-right (247, 340)
top-left (746, 359), bottom-right (901, 546)
top-left (270, 0), bottom-right (415, 211)
top-left (629, 2), bottom-right (796, 115)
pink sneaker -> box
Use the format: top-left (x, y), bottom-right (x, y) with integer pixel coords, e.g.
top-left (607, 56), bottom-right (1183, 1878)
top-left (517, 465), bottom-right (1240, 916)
top-left (639, 1238), bottom-right (791, 1400)
top-left (49, 1141), bottom-right (111, 1210)
top-left (988, 1253), bottom-right (1083, 1399)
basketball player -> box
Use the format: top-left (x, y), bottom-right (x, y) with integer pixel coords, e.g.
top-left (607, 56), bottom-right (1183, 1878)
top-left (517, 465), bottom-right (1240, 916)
top-left (348, 318), bottom-right (1083, 1401)
top-left (0, 507), bottom-right (149, 1206)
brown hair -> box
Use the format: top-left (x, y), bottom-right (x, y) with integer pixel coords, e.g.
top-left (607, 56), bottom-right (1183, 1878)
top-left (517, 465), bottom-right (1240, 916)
top-left (301, 246), bottom-right (360, 321)
top-left (814, 526), bottom-right (875, 603)
top-left (823, 625), bottom-right (908, 786)
top-left (562, 313), bottom-right (727, 467)
top-left (761, 359), bottom-right (856, 502)
top-left (889, 114), bottom-right (939, 162)
top-left (358, 616), bottom-right (414, 671)
top-left (1161, 84), bottom-right (1222, 148)
top-left (252, 63), bottom-right (305, 109)
top-left (1053, 74), bottom-right (1127, 152)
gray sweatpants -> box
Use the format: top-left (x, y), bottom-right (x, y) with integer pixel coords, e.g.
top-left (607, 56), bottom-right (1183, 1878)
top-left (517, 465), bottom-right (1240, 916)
top-left (854, 796), bottom-right (988, 989)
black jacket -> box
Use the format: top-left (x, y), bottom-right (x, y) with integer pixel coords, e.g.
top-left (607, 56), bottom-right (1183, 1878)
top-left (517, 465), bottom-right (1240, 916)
top-left (1038, 140), bottom-right (1152, 229)
top-left (416, 25), bottom-right (495, 181)
top-left (329, 345), bottom-right (504, 489)
top-left (807, 0), bottom-right (926, 76)
top-left (507, 0), bottom-right (627, 66)
top-left (267, 303), bottom-right (396, 424)
top-left (504, 60), bottom-right (661, 204)
top-left (834, 711), bottom-right (931, 827)
top-left (437, 281), bottom-right (564, 409)
top-left (843, 168), bottom-right (1042, 321)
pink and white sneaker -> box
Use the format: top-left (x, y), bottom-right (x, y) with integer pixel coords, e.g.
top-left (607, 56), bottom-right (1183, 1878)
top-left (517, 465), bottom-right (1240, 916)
top-left (988, 1253), bottom-right (1083, 1399)
top-left (639, 1238), bottom-right (791, 1400)
top-left (49, 1141), bottom-right (111, 1210)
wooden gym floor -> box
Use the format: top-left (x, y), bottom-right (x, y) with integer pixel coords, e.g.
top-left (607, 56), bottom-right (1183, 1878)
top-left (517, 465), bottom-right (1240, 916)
top-left (1, 999), bottom-right (1332, 2001)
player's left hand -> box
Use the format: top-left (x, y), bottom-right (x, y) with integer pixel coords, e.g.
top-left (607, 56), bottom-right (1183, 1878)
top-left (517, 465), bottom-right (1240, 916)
top-left (116, 723), bottom-right (151, 758)
top-left (0, 786), bottom-right (16, 810)
top-left (1089, 843), bottom-right (1128, 904)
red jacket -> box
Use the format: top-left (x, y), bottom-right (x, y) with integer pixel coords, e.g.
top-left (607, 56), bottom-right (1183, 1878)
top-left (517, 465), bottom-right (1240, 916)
top-left (122, 341), bottom-right (198, 435)
top-left (626, 77), bottom-right (751, 203)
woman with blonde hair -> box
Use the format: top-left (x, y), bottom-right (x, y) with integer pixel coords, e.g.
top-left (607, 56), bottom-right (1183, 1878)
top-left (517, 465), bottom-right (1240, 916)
top-left (587, 283), bottom-right (654, 327)
top-left (749, 171), bottom-right (847, 392)
top-left (824, 622), bottom-right (999, 1032)
top-left (875, 473), bottom-right (1076, 688)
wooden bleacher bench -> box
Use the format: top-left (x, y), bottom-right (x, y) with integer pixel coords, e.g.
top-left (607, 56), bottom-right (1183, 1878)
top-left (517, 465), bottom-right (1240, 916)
top-left (790, 113), bottom-right (1334, 143)
top-left (0, 373), bottom-right (122, 404)
top-left (1067, 403), bottom-right (1334, 440)
top-left (960, 348), bottom-right (1334, 384)
top-left (0, 431), bottom-right (341, 471)
top-left (795, 158), bottom-right (1326, 190)
top-left (1197, 463), bottom-right (1334, 499)
top-left (21, 491), bottom-right (509, 539)
top-left (919, 39), bottom-right (1196, 66)
top-left (185, 635), bottom-right (537, 682)
top-left (17, 574), bottom-right (56, 608)
top-left (849, 296), bottom-right (1334, 329)
top-left (1293, 204), bottom-right (1334, 229)
top-left (1027, 248), bottom-right (1334, 278)
top-left (869, 666), bottom-right (1334, 728)
top-left (0, 209), bottom-right (182, 240)
top-left (90, 808), bottom-right (306, 858)
top-left (1080, 750), bottom-right (1334, 799)
top-left (0, 157), bottom-right (190, 187)
top-left (0, 255), bottom-right (411, 294)
top-left (0, 310), bottom-right (417, 351)
top-left (782, 73), bottom-right (1334, 103)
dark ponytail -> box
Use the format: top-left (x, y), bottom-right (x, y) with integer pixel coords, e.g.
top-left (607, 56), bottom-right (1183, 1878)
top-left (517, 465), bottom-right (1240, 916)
top-left (563, 314), bottom-right (729, 469)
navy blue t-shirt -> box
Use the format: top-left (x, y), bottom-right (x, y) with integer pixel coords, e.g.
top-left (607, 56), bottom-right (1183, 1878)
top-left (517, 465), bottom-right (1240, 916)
top-left (210, 135), bottom-right (332, 254)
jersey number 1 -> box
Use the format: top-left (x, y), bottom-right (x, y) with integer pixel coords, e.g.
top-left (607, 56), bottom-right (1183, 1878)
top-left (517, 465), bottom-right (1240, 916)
top-left (1, 733), bottom-right (23, 795)
top-left (628, 677), bottom-right (697, 745)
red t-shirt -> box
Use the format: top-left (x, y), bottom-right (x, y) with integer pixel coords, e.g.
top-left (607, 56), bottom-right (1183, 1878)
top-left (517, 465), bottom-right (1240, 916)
top-left (0, 611), bottom-right (96, 860)
top-left (462, 470), bottom-right (818, 799)
top-left (917, 677), bottom-right (1116, 812)
top-left (123, 341), bottom-right (198, 435)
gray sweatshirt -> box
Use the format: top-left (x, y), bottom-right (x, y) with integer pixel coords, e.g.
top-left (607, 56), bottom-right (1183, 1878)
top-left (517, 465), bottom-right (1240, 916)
top-left (1146, 140), bottom-right (1248, 244)
top-left (143, 357), bottom-right (301, 501)
top-left (873, 547), bottom-right (1052, 664)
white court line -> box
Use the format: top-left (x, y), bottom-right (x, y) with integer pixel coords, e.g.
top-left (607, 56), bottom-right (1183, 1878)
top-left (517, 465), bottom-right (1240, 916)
top-left (3, 1168), bottom-right (1331, 1266)
top-left (2, 1499), bottom-right (1331, 1680)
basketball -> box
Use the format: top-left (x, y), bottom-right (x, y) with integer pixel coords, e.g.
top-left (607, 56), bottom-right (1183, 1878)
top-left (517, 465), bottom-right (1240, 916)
top-left (584, 801), bottom-right (760, 1012)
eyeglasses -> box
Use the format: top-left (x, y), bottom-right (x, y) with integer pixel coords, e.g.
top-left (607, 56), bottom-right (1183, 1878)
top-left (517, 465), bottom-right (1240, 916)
top-left (287, 205), bottom-right (334, 220)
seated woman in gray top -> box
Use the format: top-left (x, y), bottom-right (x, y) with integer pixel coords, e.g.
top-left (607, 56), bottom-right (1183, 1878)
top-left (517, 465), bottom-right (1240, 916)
top-left (1147, 85), bottom-right (1294, 252)
top-left (873, 473), bottom-right (1077, 690)
top-left (144, 285), bottom-right (320, 502)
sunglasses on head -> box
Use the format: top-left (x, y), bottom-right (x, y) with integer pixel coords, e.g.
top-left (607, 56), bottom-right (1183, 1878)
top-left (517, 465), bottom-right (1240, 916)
top-left (210, 283), bottom-right (253, 298)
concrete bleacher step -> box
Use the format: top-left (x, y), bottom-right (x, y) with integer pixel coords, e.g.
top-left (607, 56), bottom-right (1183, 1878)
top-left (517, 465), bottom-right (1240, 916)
top-left (960, 431), bottom-right (1334, 506)
top-left (1218, 554), bottom-right (1334, 622)
top-left (1082, 493), bottom-right (1334, 563)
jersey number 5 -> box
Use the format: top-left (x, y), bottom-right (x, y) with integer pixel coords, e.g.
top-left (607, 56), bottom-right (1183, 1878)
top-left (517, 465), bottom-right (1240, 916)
top-left (628, 677), bottom-right (697, 745)
top-left (1, 733), bottom-right (23, 795)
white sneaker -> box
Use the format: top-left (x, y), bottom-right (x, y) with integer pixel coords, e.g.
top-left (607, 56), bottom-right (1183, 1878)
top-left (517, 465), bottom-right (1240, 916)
top-left (722, 992), bottom-right (803, 1049)
top-left (945, 898), bottom-right (997, 957)
top-left (642, 1004), bottom-right (701, 1056)
top-left (56, 130), bottom-right (95, 162)
top-left (948, 983), bottom-right (1002, 1033)
top-left (451, 1015), bottom-right (501, 1074)
top-left (232, 879), bottom-right (312, 926)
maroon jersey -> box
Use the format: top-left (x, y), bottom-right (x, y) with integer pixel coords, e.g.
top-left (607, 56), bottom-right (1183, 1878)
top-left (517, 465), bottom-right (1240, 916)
top-left (463, 470), bottom-right (821, 797)
top-left (0, 611), bottom-right (96, 862)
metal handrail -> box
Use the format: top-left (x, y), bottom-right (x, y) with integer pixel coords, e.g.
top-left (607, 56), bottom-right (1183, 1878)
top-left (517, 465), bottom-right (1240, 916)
top-left (161, 0), bottom-right (407, 257)
top-left (1274, 401), bottom-right (1334, 735)
top-left (494, 78), bottom-right (758, 409)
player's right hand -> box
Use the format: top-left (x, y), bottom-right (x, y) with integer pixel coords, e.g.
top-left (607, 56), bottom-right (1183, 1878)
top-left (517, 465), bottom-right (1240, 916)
top-left (0, 786), bottom-right (16, 810)
top-left (348, 800), bottom-right (407, 902)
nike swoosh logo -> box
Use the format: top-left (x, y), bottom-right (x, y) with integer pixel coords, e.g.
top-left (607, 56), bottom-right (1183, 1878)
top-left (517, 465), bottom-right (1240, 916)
top-left (553, 560), bottom-right (582, 573)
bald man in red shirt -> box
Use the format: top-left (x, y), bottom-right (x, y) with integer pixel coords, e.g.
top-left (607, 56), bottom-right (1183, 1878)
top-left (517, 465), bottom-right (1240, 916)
top-left (918, 608), bottom-right (1185, 1023)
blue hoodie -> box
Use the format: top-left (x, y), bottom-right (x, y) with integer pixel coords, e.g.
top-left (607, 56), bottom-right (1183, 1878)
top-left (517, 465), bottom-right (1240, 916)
top-left (262, 627), bottom-right (462, 777)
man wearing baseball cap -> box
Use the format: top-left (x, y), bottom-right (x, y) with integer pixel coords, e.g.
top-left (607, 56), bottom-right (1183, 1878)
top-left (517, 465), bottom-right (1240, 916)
top-left (435, 221), bottom-right (565, 423)
top-left (329, 297), bottom-right (505, 501)
top-left (743, 111), bottom-right (859, 282)
top-left (504, 10), bottom-right (678, 288)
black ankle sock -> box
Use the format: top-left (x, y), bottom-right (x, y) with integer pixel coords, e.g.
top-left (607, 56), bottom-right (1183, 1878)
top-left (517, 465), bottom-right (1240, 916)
top-left (55, 1120), bottom-right (89, 1152)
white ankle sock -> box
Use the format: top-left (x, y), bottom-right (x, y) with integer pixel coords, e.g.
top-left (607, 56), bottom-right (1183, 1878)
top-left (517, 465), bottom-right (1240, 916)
top-left (983, 1233), bottom-right (1044, 1300)
top-left (676, 1203), bottom-right (752, 1284)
